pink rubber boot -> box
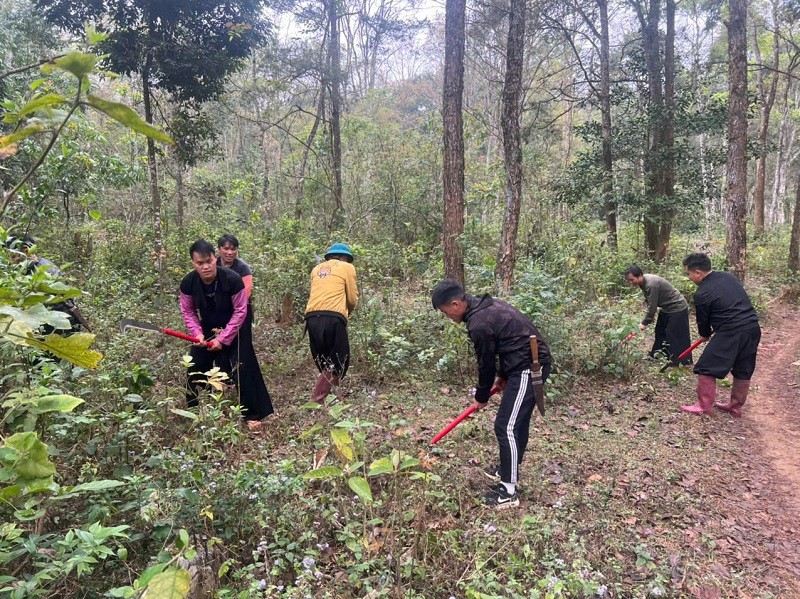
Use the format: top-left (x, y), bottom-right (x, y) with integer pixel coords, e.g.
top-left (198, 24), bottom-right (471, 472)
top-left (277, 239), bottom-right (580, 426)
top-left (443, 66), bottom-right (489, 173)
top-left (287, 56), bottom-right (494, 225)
top-left (680, 375), bottom-right (716, 415)
top-left (310, 370), bottom-right (334, 404)
top-left (714, 378), bottom-right (749, 418)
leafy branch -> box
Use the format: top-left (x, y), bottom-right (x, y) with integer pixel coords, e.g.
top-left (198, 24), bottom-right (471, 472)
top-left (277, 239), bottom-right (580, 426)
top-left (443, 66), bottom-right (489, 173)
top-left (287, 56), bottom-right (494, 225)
top-left (0, 50), bottom-right (173, 219)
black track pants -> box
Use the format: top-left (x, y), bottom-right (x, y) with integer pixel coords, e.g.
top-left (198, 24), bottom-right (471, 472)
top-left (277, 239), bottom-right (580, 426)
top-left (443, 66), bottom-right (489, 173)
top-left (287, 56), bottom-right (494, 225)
top-left (495, 364), bottom-right (550, 484)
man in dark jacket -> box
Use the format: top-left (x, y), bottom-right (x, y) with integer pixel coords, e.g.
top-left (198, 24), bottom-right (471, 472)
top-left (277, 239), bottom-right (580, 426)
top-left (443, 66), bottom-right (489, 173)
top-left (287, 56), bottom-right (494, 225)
top-left (432, 279), bottom-right (552, 508)
top-left (180, 239), bottom-right (273, 429)
top-left (624, 264), bottom-right (692, 365)
top-left (680, 253), bottom-right (760, 417)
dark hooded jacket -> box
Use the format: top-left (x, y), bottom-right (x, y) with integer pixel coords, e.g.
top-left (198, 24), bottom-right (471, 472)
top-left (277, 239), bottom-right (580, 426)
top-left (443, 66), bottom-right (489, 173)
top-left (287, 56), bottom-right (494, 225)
top-left (463, 294), bottom-right (552, 403)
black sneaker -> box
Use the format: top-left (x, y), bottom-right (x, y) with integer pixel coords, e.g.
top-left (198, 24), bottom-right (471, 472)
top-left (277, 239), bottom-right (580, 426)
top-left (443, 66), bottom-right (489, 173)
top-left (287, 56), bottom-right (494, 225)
top-left (482, 463), bottom-right (501, 482)
top-left (482, 464), bottom-right (523, 483)
top-left (483, 483), bottom-right (519, 509)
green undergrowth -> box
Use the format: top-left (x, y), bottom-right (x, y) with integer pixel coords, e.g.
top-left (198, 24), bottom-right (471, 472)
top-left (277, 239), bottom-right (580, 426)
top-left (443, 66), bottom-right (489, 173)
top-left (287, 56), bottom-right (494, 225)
top-left (2, 220), bottom-right (798, 597)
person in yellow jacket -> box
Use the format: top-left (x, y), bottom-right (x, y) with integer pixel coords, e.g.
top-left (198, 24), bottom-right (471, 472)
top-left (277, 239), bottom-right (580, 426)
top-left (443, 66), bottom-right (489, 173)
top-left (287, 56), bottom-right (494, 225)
top-left (304, 243), bottom-right (359, 403)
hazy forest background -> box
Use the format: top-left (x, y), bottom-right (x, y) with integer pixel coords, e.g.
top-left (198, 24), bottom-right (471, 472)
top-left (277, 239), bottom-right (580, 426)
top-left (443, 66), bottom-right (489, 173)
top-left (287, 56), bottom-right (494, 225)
top-left (1, 0), bottom-right (800, 596)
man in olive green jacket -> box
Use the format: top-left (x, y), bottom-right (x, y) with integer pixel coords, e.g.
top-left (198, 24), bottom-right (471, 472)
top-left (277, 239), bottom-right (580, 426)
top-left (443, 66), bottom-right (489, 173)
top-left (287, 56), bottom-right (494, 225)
top-left (625, 264), bottom-right (692, 366)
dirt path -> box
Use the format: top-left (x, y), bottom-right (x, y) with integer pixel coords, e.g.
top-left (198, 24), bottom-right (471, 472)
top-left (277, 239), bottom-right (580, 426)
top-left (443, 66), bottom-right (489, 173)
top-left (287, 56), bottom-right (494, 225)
top-left (749, 301), bottom-right (800, 514)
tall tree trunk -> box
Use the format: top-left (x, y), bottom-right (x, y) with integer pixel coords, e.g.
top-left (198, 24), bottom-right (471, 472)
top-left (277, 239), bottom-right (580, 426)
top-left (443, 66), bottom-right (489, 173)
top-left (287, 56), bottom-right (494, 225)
top-left (260, 126), bottom-right (271, 210)
top-left (751, 1), bottom-right (779, 233)
top-left (495, 0), bottom-right (526, 294)
top-left (770, 82), bottom-right (791, 224)
top-left (789, 173), bottom-right (800, 272)
top-left (142, 56), bottom-right (163, 269)
top-left (598, 0), bottom-right (616, 248)
top-left (176, 164), bottom-right (184, 231)
top-left (442, 0), bottom-right (466, 284)
top-left (327, 0), bottom-right (344, 230)
top-left (725, 0), bottom-right (748, 281)
top-left (296, 87), bottom-right (326, 219)
top-left (636, 0), bottom-right (674, 262)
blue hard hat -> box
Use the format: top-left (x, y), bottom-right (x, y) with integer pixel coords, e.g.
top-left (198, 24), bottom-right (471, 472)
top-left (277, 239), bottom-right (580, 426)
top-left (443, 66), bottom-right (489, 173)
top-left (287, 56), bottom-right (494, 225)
top-left (324, 243), bottom-right (353, 260)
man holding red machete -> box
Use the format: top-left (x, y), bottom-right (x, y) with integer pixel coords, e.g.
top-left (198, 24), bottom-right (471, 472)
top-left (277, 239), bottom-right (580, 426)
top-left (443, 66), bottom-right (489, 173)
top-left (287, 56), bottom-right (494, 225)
top-left (624, 264), bottom-right (692, 367)
top-left (180, 239), bottom-right (273, 429)
top-left (431, 280), bottom-right (551, 509)
top-left (679, 253), bottom-right (760, 417)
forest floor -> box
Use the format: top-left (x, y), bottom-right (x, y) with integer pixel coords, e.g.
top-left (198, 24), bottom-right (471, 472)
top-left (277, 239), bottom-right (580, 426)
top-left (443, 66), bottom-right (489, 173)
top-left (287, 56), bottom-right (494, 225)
top-left (245, 299), bottom-right (800, 597)
top-left (129, 295), bottom-right (800, 597)
top-left (733, 301), bottom-right (800, 592)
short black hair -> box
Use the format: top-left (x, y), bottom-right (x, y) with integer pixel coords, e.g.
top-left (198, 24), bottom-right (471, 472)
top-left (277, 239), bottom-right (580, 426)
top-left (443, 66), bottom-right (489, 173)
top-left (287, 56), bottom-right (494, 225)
top-left (624, 264), bottom-right (644, 278)
top-left (189, 239), bottom-right (215, 258)
top-left (5, 234), bottom-right (34, 250)
top-left (682, 252), bottom-right (712, 272)
top-left (217, 234), bottom-right (239, 249)
top-left (431, 279), bottom-right (466, 309)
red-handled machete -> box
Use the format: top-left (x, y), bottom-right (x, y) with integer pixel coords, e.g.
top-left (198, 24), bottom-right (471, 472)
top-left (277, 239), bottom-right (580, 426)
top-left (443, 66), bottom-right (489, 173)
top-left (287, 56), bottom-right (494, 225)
top-left (659, 337), bottom-right (704, 372)
top-left (430, 385), bottom-right (500, 445)
top-left (120, 318), bottom-right (214, 348)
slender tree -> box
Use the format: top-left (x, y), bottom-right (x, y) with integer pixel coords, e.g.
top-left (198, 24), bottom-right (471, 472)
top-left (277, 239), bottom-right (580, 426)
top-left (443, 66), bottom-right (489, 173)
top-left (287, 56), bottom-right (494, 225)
top-left (598, 0), bottom-right (616, 248)
top-left (326, 0), bottom-right (345, 230)
top-left (496, 0), bottom-right (527, 293)
top-left (442, 0), bottom-right (466, 284)
top-left (725, 0), bottom-right (749, 280)
top-left (631, 0), bottom-right (676, 262)
top-left (789, 173), bottom-right (800, 272)
top-left (751, 0), bottom-right (780, 233)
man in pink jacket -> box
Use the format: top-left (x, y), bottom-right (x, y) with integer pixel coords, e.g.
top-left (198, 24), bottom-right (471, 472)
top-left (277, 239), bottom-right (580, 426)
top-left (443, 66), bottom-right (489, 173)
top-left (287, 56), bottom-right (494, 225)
top-left (180, 239), bottom-right (273, 428)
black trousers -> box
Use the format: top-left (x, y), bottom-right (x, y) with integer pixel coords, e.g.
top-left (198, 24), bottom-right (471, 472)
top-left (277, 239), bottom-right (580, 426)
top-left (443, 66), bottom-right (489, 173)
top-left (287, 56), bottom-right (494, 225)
top-left (495, 363), bottom-right (551, 484)
top-left (186, 313), bottom-right (273, 420)
top-left (694, 325), bottom-right (761, 380)
top-left (650, 309), bottom-right (692, 365)
top-left (306, 313), bottom-right (350, 378)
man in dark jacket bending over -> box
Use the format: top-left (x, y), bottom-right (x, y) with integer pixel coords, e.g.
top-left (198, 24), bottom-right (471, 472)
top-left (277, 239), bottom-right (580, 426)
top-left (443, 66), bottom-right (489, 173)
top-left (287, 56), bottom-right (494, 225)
top-left (432, 280), bottom-right (552, 508)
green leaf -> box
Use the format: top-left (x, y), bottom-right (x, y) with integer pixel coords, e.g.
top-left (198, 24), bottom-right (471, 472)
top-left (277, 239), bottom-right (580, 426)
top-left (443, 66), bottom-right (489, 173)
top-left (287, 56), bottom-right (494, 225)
top-left (3, 432), bottom-right (55, 482)
top-left (85, 24), bottom-right (108, 45)
top-left (142, 568), bottom-right (190, 599)
top-left (298, 423), bottom-right (322, 440)
top-left (177, 529), bottom-right (189, 549)
top-left (330, 428), bottom-right (354, 461)
top-left (88, 209), bottom-right (101, 221)
top-left (15, 93), bottom-right (68, 119)
top-left (85, 95), bottom-right (173, 144)
top-left (368, 457), bottom-right (394, 476)
top-left (0, 304), bottom-right (72, 331)
top-left (0, 125), bottom-right (45, 148)
top-left (136, 563), bottom-right (167, 589)
top-left (70, 479), bottom-right (125, 493)
top-left (53, 52), bottom-right (98, 80)
top-left (398, 457), bottom-right (420, 471)
top-left (347, 476), bottom-right (373, 503)
top-left (26, 332), bottom-right (103, 368)
top-left (169, 408), bottom-right (198, 420)
top-left (328, 403), bottom-right (349, 419)
top-left (0, 485), bottom-right (21, 500)
top-left (301, 466), bottom-right (343, 480)
top-left (30, 394), bottom-right (84, 415)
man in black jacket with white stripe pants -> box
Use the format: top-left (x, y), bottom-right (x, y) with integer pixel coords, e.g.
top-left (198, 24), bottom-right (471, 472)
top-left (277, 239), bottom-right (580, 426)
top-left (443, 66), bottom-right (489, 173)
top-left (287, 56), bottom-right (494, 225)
top-left (432, 280), bottom-right (552, 508)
